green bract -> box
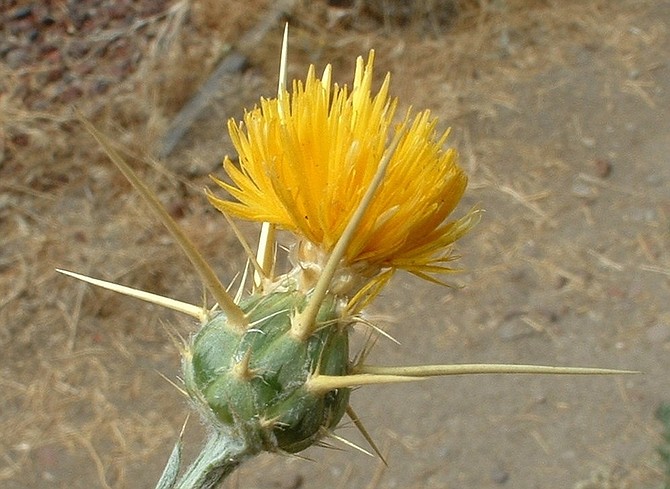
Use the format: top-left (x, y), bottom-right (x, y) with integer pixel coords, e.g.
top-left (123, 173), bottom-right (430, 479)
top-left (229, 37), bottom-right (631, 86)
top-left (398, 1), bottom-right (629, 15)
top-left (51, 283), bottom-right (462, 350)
top-left (183, 290), bottom-right (350, 454)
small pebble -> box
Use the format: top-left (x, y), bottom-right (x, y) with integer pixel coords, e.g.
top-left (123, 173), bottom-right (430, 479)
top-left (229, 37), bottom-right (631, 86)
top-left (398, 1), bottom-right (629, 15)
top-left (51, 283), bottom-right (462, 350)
top-left (552, 274), bottom-right (569, 290)
top-left (593, 158), bottom-right (612, 178)
top-left (272, 473), bottom-right (304, 489)
top-left (9, 5), bottom-right (33, 21)
top-left (491, 466), bottom-right (509, 484)
top-left (41, 14), bottom-right (56, 27)
top-left (11, 133), bottom-right (30, 148)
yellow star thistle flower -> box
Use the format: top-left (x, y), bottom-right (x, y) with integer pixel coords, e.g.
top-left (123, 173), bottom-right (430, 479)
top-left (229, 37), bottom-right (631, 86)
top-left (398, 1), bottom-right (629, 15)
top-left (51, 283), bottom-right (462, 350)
top-left (208, 51), bottom-right (476, 293)
top-left (64, 32), bottom-right (635, 489)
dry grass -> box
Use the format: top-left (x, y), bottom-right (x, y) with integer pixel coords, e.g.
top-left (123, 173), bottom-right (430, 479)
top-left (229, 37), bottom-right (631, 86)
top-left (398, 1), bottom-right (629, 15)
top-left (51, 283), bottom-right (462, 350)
top-left (1, 0), bottom-right (668, 487)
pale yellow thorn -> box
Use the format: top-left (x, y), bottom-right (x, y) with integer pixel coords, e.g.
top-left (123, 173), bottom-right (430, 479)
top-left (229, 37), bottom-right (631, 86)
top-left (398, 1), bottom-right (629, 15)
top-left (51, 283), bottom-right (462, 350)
top-left (56, 269), bottom-right (207, 322)
top-left (324, 430), bottom-right (374, 458)
top-left (346, 405), bottom-right (387, 465)
top-left (217, 209), bottom-right (265, 283)
top-left (157, 370), bottom-right (189, 398)
top-left (354, 315), bottom-right (400, 345)
top-left (292, 129), bottom-right (406, 341)
top-left (254, 223), bottom-right (276, 292)
top-left (77, 113), bottom-right (247, 331)
top-left (305, 373), bottom-right (423, 394)
top-left (278, 22), bottom-right (289, 101)
top-left (253, 23), bottom-right (289, 291)
top-left (356, 364), bottom-right (640, 376)
top-left (231, 349), bottom-right (255, 381)
top-left (178, 414), bottom-right (190, 439)
top-left (234, 261), bottom-right (251, 304)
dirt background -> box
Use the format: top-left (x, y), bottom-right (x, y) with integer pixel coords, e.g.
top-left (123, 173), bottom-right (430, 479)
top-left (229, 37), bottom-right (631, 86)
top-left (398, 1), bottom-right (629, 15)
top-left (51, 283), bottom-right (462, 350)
top-left (1, 0), bottom-right (669, 488)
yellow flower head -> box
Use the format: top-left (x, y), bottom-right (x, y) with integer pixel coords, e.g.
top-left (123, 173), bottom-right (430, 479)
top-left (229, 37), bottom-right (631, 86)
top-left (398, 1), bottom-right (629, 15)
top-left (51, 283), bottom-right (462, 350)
top-left (208, 51), bottom-right (475, 291)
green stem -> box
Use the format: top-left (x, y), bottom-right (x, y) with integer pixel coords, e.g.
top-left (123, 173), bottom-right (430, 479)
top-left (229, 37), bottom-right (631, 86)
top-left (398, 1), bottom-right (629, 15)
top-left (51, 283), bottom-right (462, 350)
top-left (157, 430), bottom-right (252, 489)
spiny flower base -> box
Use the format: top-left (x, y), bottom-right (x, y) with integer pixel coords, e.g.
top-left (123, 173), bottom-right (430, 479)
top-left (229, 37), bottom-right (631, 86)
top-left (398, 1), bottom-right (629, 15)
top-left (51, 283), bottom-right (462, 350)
top-left (160, 290), bottom-right (351, 488)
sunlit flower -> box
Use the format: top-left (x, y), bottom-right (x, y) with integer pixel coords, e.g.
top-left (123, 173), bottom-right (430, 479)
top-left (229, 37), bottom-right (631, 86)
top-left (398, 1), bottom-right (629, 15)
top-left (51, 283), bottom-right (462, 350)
top-left (208, 51), bottom-right (476, 290)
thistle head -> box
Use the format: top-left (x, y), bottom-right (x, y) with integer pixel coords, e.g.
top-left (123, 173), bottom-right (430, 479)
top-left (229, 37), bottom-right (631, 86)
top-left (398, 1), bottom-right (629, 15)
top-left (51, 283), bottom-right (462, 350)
top-left (208, 51), bottom-right (477, 310)
top-left (65, 30), bottom-right (633, 489)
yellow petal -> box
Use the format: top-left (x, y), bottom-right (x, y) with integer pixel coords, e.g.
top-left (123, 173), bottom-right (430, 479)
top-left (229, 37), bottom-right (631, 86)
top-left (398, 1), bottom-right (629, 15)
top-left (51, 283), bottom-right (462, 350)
top-left (208, 50), bottom-right (476, 285)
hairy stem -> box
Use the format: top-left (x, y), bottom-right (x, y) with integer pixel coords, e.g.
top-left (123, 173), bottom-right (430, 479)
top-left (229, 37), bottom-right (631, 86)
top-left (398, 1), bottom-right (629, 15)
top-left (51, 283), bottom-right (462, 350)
top-left (158, 430), bottom-right (252, 489)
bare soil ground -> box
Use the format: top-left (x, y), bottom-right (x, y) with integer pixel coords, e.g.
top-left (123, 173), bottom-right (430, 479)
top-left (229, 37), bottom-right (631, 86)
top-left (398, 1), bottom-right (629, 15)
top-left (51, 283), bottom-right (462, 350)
top-left (1, 1), bottom-right (669, 488)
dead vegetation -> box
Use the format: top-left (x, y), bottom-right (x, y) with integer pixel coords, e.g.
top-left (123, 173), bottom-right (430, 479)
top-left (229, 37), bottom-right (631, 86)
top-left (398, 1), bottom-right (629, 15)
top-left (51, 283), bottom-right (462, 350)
top-left (1, 0), bottom-right (668, 487)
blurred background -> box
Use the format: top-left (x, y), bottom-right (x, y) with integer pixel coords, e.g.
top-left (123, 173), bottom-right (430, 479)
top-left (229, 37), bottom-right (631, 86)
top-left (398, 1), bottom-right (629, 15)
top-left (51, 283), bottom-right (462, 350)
top-left (1, 1), bottom-right (669, 487)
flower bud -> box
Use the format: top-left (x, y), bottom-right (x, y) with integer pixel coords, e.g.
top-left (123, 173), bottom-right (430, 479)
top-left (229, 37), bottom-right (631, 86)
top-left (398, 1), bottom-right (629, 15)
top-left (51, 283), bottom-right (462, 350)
top-left (183, 290), bottom-right (350, 454)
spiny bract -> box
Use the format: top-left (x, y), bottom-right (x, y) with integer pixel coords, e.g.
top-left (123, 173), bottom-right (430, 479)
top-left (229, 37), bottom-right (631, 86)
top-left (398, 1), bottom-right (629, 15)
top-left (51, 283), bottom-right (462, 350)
top-left (183, 289), bottom-right (350, 454)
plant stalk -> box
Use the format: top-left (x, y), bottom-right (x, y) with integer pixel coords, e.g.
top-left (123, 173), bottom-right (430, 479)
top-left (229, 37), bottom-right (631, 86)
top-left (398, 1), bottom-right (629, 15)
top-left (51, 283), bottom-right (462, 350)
top-left (157, 430), bottom-right (253, 489)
